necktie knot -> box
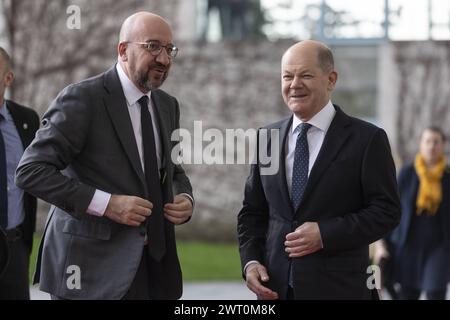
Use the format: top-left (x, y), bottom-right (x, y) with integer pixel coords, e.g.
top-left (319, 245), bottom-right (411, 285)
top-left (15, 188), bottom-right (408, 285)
top-left (295, 122), bottom-right (312, 136)
top-left (138, 95), bottom-right (149, 109)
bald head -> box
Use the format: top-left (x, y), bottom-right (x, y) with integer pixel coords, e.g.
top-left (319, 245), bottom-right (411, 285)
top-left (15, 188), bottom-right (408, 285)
top-left (117, 12), bottom-right (174, 93)
top-left (282, 40), bottom-right (334, 73)
top-left (119, 12), bottom-right (172, 43)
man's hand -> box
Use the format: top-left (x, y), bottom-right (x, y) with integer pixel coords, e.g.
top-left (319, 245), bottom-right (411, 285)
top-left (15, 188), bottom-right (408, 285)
top-left (104, 195), bottom-right (152, 227)
top-left (372, 239), bottom-right (389, 266)
top-left (285, 222), bottom-right (322, 257)
top-left (164, 194), bottom-right (193, 225)
top-left (245, 263), bottom-right (279, 300)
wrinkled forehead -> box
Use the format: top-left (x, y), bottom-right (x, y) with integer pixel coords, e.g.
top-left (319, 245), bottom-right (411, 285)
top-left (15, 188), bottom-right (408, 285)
top-left (282, 51), bottom-right (320, 72)
top-left (281, 63), bottom-right (320, 76)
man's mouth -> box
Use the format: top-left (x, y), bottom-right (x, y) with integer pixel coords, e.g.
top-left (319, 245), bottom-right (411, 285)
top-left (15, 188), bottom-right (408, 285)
top-left (153, 68), bottom-right (166, 75)
top-left (290, 93), bottom-right (308, 99)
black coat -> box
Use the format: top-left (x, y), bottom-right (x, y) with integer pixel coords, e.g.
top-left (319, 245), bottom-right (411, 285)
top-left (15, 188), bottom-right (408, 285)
top-left (238, 105), bottom-right (401, 299)
top-left (389, 163), bottom-right (450, 249)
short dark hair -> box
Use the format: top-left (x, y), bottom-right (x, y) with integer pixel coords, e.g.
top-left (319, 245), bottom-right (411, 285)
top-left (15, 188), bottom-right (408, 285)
top-left (317, 45), bottom-right (334, 73)
top-left (423, 126), bottom-right (446, 142)
top-left (0, 47), bottom-right (13, 74)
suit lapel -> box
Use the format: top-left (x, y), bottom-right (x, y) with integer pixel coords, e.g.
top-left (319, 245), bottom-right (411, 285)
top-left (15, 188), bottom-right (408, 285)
top-left (295, 106), bottom-right (352, 215)
top-left (6, 101), bottom-right (27, 149)
top-left (102, 66), bottom-right (146, 187)
top-left (277, 117), bottom-right (295, 217)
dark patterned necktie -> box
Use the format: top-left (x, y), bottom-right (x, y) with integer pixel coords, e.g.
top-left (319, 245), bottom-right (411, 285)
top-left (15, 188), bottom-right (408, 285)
top-left (138, 96), bottom-right (166, 261)
top-left (291, 123), bottom-right (312, 211)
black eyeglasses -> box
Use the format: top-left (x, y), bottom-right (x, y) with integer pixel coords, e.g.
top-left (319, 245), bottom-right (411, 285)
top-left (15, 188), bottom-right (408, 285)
top-left (127, 40), bottom-right (178, 59)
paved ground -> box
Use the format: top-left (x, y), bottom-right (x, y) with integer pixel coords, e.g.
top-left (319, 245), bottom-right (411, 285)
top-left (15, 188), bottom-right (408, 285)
top-left (30, 281), bottom-right (255, 300)
top-left (30, 283), bottom-right (450, 300)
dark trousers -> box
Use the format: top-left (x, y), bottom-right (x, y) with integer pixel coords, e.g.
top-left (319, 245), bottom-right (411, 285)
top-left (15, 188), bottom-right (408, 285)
top-left (0, 237), bottom-right (30, 300)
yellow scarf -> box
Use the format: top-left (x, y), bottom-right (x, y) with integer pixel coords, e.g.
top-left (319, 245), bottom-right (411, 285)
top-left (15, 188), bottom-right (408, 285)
top-left (414, 153), bottom-right (447, 215)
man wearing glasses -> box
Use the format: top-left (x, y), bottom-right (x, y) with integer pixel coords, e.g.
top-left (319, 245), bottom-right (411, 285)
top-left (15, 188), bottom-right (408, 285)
top-left (16, 12), bottom-right (194, 300)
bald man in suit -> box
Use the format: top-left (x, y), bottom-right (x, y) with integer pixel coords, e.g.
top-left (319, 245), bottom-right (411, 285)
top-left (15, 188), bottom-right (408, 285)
top-left (16, 12), bottom-right (193, 300)
top-left (238, 40), bottom-right (401, 300)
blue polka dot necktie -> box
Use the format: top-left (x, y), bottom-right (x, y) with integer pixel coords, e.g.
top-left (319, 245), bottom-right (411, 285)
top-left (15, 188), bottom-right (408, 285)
top-left (291, 123), bottom-right (312, 211)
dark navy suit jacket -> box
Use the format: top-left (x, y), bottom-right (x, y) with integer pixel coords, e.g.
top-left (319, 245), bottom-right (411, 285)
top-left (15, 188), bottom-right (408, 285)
top-left (238, 105), bottom-right (401, 299)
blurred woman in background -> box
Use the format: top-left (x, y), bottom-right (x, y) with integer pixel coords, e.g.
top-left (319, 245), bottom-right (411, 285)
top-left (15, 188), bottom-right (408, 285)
top-left (388, 127), bottom-right (450, 299)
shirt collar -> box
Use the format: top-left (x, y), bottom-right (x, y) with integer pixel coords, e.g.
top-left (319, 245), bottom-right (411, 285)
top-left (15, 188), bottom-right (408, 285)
top-left (116, 63), bottom-right (151, 106)
top-left (292, 100), bottom-right (336, 134)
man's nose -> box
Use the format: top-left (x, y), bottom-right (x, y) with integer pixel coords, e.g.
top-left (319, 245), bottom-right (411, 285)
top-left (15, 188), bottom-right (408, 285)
top-left (156, 49), bottom-right (170, 66)
top-left (290, 76), bottom-right (303, 88)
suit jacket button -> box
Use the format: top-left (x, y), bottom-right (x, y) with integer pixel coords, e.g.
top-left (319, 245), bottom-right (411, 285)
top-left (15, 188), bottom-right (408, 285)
top-left (139, 226), bottom-right (146, 236)
top-left (292, 220), bottom-right (299, 228)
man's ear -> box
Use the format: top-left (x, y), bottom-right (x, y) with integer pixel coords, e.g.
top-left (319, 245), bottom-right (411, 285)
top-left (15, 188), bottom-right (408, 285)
top-left (118, 42), bottom-right (128, 62)
top-left (4, 71), bottom-right (14, 88)
top-left (328, 70), bottom-right (338, 91)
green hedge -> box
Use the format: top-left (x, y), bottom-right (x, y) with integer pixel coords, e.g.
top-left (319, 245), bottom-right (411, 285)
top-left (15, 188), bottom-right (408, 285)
top-left (30, 235), bottom-right (242, 283)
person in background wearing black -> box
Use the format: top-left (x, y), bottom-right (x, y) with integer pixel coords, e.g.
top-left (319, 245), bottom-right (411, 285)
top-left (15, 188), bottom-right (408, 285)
top-left (0, 47), bottom-right (39, 299)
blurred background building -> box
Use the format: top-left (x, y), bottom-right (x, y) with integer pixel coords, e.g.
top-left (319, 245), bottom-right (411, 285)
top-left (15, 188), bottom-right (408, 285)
top-left (0, 0), bottom-right (449, 241)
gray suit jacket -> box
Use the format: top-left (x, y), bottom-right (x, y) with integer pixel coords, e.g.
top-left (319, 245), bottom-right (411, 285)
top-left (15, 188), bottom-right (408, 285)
top-left (15, 66), bottom-right (193, 299)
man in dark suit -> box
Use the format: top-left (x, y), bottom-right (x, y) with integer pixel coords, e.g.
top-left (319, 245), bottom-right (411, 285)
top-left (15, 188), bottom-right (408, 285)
top-left (0, 47), bottom-right (39, 299)
top-left (15, 12), bottom-right (194, 300)
top-left (237, 40), bottom-right (401, 300)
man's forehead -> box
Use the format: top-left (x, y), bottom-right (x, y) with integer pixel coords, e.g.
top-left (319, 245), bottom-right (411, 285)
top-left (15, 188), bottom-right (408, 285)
top-left (282, 64), bottom-right (312, 72)
top-left (141, 32), bottom-right (172, 44)
top-left (133, 19), bottom-right (172, 41)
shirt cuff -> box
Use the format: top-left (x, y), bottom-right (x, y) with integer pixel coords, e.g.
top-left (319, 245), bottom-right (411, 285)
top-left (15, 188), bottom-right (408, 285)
top-left (178, 193), bottom-right (194, 208)
top-left (86, 189), bottom-right (111, 217)
top-left (244, 260), bottom-right (260, 275)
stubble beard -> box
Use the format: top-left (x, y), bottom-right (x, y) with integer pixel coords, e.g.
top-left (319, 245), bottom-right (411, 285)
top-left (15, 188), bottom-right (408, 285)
top-left (136, 68), bottom-right (167, 92)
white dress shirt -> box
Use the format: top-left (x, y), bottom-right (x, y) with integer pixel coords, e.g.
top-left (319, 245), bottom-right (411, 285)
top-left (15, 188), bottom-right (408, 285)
top-left (285, 100), bottom-right (336, 196)
top-left (244, 101), bottom-right (336, 274)
top-left (86, 63), bottom-right (163, 216)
